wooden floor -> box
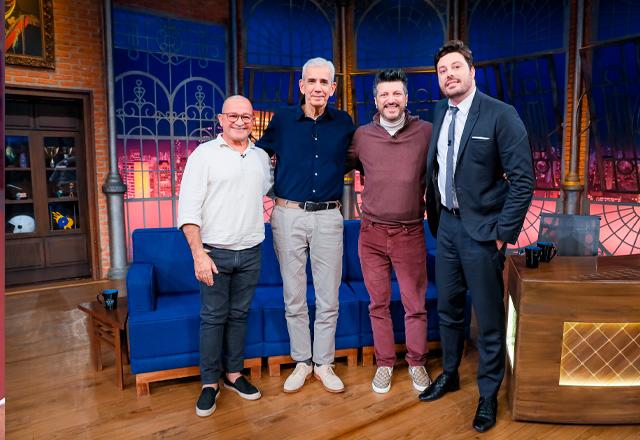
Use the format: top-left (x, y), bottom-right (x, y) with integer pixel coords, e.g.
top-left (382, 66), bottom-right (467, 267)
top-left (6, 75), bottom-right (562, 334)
top-left (5, 284), bottom-right (640, 440)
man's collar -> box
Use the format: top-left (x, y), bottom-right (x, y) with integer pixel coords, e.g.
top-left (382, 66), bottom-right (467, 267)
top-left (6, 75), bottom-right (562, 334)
top-left (448, 87), bottom-right (476, 115)
top-left (373, 109), bottom-right (415, 126)
top-left (296, 104), bottom-right (335, 121)
top-left (216, 133), bottom-right (255, 150)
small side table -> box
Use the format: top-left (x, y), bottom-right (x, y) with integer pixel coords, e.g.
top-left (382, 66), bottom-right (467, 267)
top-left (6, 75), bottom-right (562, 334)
top-left (78, 298), bottom-right (129, 389)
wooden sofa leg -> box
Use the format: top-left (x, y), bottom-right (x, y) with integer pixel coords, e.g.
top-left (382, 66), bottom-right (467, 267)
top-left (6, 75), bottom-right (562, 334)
top-left (268, 355), bottom-right (293, 377)
top-left (244, 358), bottom-right (262, 379)
top-left (332, 348), bottom-right (358, 367)
top-left (268, 362), bottom-right (280, 377)
top-left (136, 376), bottom-right (150, 397)
top-left (361, 346), bottom-right (374, 367)
top-left (135, 366), bottom-right (199, 398)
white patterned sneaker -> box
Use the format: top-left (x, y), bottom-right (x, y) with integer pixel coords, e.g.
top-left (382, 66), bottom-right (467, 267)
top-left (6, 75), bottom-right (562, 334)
top-left (314, 364), bottom-right (345, 393)
top-left (283, 362), bottom-right (313, 393)
top-left (372, 366), bottom-right (393, 394)
top-left (409, 366), bottom-right (432, 392)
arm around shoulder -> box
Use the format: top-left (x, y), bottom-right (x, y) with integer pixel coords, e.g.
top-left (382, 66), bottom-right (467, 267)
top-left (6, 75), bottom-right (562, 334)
top-left (345, 127), bottom-right (363, 173)
top-left (255, 111), bottom-right (281, 157)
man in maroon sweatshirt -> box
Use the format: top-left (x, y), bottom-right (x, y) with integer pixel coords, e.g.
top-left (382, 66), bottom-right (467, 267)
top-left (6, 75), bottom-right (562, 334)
top-left (347, 69), bottom-right (433, 394)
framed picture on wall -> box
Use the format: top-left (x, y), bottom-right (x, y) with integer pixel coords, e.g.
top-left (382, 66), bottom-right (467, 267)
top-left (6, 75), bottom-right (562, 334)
top-left (4, 0), bottom-right (55, 69)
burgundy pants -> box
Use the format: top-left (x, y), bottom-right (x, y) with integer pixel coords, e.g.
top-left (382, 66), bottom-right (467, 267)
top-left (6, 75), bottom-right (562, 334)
top-left (358, 219), bottom-right (428, 367)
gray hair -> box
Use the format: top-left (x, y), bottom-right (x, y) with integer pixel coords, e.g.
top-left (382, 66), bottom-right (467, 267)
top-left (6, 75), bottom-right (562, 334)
top-left (302, 57), bottom-right (336, 82)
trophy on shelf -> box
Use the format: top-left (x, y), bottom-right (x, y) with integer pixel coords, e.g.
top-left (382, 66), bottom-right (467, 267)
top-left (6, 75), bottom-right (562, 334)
top-left (60, 146), bottom-right (74, 167)
top-left (44, 146), bottom-right (59, 168)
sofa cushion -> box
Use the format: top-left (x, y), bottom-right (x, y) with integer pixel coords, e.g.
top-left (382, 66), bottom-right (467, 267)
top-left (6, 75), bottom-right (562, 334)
top-left (257, 283), bottom-right (359, 356)
top-left (258, 224), bottom-right (283, 286)
top-left (131, 352), bottom-right (200, 375)
top-left (128, 290), bottom-right (263, 369)
top-left (344, 220), bottom-right (363, 281)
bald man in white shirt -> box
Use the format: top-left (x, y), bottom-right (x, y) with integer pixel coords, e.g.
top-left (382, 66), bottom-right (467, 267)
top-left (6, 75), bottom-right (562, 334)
top-left (178, 95), bottom-right (272, 417)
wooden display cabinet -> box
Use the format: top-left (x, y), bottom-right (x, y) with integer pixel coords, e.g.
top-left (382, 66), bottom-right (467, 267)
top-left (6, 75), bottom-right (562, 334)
top-left (5, 95), bottom-right (94, 286)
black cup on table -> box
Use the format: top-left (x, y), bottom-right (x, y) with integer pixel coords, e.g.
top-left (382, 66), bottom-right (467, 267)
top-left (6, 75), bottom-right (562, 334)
top-left (524, 245), bottom-right (542, 268)
top-left (537, 241), bottom-right (557, 263)
top-left (97, 289), bottom-right (119, 310)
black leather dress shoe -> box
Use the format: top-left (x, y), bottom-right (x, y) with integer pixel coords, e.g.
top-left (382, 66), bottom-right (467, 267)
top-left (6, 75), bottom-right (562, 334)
top-left (418, 372), bottom-right (460, 401)
top-left (472, 396), bottom-right (498, 433)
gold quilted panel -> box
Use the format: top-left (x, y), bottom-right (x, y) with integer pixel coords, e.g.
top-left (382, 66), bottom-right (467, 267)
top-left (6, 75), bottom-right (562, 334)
top-left (560, 322), bottom-right (640, 386)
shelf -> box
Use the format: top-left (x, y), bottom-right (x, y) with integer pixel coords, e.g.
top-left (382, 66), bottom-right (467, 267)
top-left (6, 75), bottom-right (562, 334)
top-left (46, 167), bottom-right (77, 171)
top-left (5, 232), bottom-right (38, 239)
top-left (47, 228), bottom-right (83, 235)
top-left (6, 167), bottom-right (32, 171)
top-left (6, 199), bottom-right (34, 204)
top-left (48, 197), bottom-right (79, 202)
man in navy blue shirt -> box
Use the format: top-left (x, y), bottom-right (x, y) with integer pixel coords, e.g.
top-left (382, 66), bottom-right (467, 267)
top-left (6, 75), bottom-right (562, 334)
top-left (257, 57), bottom-right (355, 394)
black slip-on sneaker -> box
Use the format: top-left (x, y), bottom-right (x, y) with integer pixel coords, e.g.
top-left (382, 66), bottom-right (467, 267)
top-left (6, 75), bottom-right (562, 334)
top-left (196, 386), bottom-right (220, 417)
top-left (223, 376), bottom-right (262, 400)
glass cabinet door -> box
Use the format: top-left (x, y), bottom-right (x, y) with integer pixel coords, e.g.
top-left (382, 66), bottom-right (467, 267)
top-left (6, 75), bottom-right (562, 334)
top-left (5, 135), bottom-right (36, 234)
top-left (44, 136), bottom-right (80, 231)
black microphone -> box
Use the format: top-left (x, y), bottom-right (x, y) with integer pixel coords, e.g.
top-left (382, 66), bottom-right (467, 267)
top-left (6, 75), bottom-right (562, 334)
top-left (241, 153), bottom-right (246, 158)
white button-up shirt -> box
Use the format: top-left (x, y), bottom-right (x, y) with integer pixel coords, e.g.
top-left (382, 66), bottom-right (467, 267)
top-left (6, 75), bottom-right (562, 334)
top-left (436, 87), bottom-right (476, 209)
top-left (177, 134), bottom-right (272, 250)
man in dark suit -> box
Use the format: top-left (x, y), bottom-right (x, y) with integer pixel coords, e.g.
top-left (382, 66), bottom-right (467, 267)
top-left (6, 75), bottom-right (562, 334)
top-left (418, 40), bottom-right (534, 433)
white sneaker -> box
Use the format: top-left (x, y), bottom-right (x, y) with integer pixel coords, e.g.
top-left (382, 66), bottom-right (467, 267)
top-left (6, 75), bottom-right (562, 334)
top-left (283, 362), bottom-right (313, 393)
top-left (314, 364), bottom-right (345, 393)
top-left (372, 366), bottom-right (393, 393)
top-left (409, 365), bottom-right (432, 392)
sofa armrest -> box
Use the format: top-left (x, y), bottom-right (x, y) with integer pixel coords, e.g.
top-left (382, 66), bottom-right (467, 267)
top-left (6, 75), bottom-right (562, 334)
top-left (126, 262), bottom-right (156, 313)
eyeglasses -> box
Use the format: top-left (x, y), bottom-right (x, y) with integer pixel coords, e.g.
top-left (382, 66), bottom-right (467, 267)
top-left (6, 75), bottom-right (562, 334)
top-left (220, 113), bottom-right (254, 123)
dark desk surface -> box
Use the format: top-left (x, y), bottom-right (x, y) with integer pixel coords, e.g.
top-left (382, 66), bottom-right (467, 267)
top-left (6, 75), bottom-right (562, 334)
top-left (509, 254), bottom-right (640, 284)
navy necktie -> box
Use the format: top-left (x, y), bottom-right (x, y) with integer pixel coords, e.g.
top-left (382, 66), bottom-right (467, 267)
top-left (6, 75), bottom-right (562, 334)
top-left (445, 106), bottom-right (459, 209)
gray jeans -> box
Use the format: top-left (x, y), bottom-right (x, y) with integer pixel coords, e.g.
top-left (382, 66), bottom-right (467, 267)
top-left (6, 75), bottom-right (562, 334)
top-left (270, 205), bottom-right (343, 365)
top-left (199, 244), bottom-right (261, 384)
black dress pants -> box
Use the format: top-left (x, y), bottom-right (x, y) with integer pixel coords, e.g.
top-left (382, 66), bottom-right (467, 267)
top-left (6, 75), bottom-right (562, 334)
top-left (435, 209), bottom-right (506, 397)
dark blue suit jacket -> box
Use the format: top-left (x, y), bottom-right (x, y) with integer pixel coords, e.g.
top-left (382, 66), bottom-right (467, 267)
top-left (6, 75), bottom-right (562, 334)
top-left (425, 90), bottom-right (535, 244)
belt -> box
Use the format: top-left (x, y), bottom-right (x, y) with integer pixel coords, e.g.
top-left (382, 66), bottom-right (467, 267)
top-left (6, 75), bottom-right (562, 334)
top-left (276, 198), bottom-right (341, 212)
top-left (441, 204), bottom-right (461, 217)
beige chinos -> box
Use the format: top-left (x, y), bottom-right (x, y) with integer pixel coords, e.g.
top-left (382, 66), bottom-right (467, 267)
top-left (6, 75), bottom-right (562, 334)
top-left (270, 205), bottom-right (343, 365)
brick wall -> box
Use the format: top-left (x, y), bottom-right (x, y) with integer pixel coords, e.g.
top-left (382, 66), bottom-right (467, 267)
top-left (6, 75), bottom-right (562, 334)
top-left (5, 0), bottom-right (229, 279)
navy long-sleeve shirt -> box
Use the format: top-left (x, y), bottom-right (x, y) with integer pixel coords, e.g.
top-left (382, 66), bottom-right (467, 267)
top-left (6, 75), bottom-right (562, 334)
top-left (256, 105), bottom-right (355, 202)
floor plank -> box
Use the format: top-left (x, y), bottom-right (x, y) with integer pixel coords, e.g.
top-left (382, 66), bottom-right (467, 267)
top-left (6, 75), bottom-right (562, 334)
top-left (4, 285), bottom-right (639, 439)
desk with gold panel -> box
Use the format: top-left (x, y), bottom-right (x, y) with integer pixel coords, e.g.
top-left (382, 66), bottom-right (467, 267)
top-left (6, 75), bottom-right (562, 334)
top-left (505, 255), bottom-right (640, 424)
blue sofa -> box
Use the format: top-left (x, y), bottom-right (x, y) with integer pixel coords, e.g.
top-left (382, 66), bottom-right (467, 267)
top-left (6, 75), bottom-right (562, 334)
top-left (126, 220), bottom-right (470, 395)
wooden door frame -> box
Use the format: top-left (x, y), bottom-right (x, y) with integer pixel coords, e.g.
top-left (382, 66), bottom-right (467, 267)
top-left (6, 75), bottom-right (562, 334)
top-left (6, 85), bottom-right (102, 280)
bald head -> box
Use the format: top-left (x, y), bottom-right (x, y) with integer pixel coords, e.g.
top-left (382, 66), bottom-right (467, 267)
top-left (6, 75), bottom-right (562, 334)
top-left (222, 95), bottom-right (252, 113)
top-left (217, 95), bottom-right (254, 147)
